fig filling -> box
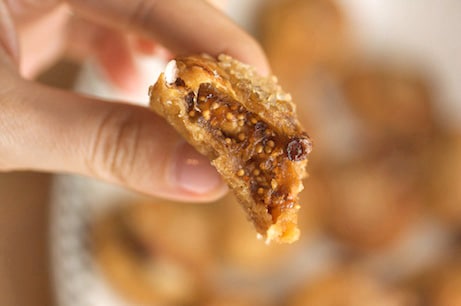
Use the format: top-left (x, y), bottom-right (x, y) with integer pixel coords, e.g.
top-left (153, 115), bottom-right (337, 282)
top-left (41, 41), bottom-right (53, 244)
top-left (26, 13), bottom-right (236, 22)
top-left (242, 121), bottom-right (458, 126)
top-left (183, 82), bottom-right (310, 221)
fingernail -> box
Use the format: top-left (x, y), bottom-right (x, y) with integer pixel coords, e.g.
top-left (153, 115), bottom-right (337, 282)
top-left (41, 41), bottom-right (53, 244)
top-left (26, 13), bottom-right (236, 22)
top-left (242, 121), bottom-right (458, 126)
top-left (172, 142), bottom-right (222, 194)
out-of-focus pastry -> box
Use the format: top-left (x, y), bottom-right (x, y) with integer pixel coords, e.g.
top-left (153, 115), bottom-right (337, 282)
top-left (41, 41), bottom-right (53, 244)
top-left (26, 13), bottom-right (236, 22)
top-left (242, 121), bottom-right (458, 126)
top-left (406, 257), bottom-right (461, 306)
top-left (427, 132), bottom-right (461, 227)
top-left (203, 289), bottom-right (273, 306)
top-left (340, 62), bottom-right (436, 142)
top-left (426, 264), bottom-right (461, 306)
top-left (259, 0), bottom-right (349, 87)
top-left (259, 0), bottom-right (350, 163)
top-left (149, 54), bottom-right (312, 244)
top-left (317, 147), bottom-right (423, 250)
top-left (122, 200), bottom-right (220, 267)
top-left (216, 195), bottom-right (306, 276)
top-left (295, 60), bottom-right (437, 165)
top-left (90, 205), bottom-right (208, 305)
top-left (287, 268), bottom-right (417, 306)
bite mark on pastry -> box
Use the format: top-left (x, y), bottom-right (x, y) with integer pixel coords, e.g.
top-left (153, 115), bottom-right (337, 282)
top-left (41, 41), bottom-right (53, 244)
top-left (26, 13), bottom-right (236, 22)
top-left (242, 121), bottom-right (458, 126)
top-left (149, 54), bottom-right (312, 243)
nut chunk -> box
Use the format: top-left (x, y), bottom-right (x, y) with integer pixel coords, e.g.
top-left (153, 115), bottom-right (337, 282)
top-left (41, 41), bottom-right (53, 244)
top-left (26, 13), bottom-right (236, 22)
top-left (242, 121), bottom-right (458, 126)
top-left (149, 54), bottom-right (312, 243)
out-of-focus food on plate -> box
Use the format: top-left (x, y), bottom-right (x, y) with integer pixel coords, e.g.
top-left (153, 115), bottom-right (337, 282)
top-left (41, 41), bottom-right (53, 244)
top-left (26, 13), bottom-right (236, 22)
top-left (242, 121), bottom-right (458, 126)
top-left (203, 289), bottom-right (273, 306)
top-left (149, 54), bottom-right (312, 244)
top-left (427, 132), bottom-right (461, 227)
top-left (425, 260), bottom-right (461, 306)
top-left (120, 200), bottom-right (220, 267)
top-left (406, 257), bottom-right (461, 306)
top-left (259, 0), bottom-right (438, 165)
top-left (259, 0), bottom-right (350, 163)
top-left (315, 147), bottom-right (423, 250)
top-left (294, 173), bottom-right (324, 238)
top-left (258, 0), bottom-right (437, 252)
top-left (89, 198), bottom-right (305, 305)
top-left (340, 62), bottom-right (437, 142)
top-left (269, 59), bottom-right (437, 165)
top-left (259, 0), bottom-right (349, 87)
top-left (216, 195), bottom-right (306, 275)
top-left (287, 267), bottom-right (417, 306)
top-left (90, 205), bottom-right (208, 305)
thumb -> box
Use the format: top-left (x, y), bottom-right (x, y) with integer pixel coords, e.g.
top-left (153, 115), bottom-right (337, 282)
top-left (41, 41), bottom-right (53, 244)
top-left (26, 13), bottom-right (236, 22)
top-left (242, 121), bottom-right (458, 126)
top-left (1, 79), bottom-right (226, 202)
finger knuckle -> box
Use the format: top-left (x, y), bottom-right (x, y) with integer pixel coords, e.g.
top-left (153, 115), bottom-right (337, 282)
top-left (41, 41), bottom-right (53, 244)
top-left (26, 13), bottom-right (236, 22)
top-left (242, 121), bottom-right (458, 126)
top-left (87, 108), bottom-right (142, 184)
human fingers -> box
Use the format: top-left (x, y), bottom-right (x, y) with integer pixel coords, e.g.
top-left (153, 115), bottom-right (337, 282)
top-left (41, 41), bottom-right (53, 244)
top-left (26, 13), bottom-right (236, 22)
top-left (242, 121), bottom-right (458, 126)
top-left (1, 1), bottom-right (226, 201)
top-left (17, 3), bottom-right (69, 78)
top-left (92, 29), bottom-right (142, 92)
top-left (65, 0), bottom-right (270, 75)
top-left (1, 79), bottom-right (227, 201)
top-left (4, 0), bottom-right (60, 20)
top-left (131, 36), bottom-right (157, 55)
top-left (0, 0), bottom-right (19, 63)
top-left (0, 64), bottom-right (226, 201)
top-left (66, 18), bottom-right (169, 93)
top-left (7, 0), bottom-right (152, 84)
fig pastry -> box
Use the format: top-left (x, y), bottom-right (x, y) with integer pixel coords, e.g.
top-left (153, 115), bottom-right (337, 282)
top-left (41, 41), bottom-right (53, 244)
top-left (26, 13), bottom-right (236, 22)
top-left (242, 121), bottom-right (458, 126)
top-left (149, 54), bottom-right (312, 243)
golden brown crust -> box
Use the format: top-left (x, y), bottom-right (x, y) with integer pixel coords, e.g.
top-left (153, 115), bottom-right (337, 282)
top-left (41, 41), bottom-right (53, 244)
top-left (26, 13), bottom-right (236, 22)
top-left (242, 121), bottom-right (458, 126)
top-left (428, 132), bottom-right (461, 227)
top-left (316, 144), bottom-right (423, 250)
top-left (340, 62), bottom-right (436, 141)
top-left (149, 54), bottom-right (311, 243)
top-left (259, 0), bottom-right (348, 83)
top-left (288, 268), bottom-right (417, 306)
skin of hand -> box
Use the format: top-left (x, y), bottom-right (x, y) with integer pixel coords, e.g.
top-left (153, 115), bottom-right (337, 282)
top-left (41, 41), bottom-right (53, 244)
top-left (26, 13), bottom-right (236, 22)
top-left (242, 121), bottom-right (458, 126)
top-left (0, 0), bottom-right (270, 202)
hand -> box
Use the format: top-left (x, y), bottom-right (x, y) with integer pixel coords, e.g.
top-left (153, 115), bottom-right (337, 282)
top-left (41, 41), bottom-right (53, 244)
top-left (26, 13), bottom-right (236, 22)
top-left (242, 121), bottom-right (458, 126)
top-left (0, 0), bottom-right (270, 201)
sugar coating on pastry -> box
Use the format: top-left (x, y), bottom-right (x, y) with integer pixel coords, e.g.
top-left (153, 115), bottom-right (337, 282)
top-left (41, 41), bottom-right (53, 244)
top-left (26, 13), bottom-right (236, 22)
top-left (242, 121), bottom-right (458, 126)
top-left (164, 60), bottom-right (179, 85)
top-left (149, 54), bottom-right (312, 244)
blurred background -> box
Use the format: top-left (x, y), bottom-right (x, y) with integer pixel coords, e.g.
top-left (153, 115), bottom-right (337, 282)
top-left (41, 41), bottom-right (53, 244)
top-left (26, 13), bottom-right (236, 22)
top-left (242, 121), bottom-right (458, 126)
top-left (2, 0), bottom-right (461, 305)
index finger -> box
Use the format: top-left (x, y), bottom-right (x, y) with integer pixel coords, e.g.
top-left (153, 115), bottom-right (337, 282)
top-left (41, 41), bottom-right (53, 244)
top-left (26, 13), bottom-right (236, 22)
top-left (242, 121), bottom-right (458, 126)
top-left (66, 0), bottom-right (270, 75)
